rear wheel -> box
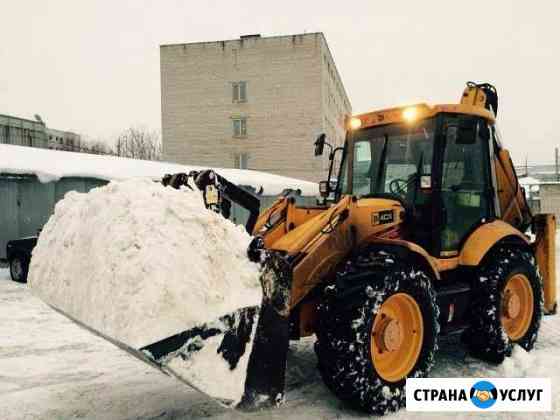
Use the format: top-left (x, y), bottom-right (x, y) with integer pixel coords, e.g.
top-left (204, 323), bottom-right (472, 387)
top-left (465, 247), bottom-right (543, 363)
top-left (9, 256), bottom-right (28, 283)
top-left (315, 248), bottom-right (439, 414)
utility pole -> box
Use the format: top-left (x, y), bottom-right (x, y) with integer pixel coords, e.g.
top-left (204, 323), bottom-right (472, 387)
top-left (554, 147), bottom-right (560, 181)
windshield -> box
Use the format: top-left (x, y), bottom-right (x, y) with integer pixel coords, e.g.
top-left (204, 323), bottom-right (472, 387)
top-left (343, 118), bottom-right (436, 203)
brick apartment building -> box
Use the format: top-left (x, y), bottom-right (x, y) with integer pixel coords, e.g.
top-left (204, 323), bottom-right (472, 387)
top-left (160, 32), bottom-right (351, 182)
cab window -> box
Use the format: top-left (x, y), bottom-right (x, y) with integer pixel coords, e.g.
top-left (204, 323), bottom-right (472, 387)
top-left (440, 118), bottom-right (491, 252)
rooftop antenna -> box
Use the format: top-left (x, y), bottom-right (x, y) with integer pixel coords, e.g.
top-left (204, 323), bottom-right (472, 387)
top-left (34, 114), bottom-right (45, 125)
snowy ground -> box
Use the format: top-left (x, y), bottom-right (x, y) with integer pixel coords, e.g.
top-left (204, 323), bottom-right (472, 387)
top-left (2, 265), bottom-right (560, 419)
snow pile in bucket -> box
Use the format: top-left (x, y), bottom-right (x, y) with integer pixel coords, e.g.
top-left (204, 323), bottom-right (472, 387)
top-left (29, 178), bottom-right (262, 349)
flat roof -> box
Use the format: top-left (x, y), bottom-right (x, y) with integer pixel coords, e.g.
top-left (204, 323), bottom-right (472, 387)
top-left (160, 32), bottom-right (351, 111)
top-left (0, 113), bottom-right (45, 126)
top-left (160, 31), bottom-right (323, 48)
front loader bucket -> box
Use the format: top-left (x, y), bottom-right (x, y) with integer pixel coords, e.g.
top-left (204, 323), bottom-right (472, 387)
top-left (142, 251), bottom-right (293, 409)
top-left (37, 252), bottom-right (293, 411)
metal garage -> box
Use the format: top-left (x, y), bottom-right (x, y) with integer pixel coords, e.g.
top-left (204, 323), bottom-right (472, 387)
top-left (0, 175), bottom-right (107, 260)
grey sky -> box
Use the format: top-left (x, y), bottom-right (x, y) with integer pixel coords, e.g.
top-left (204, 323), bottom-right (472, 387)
top-left (1, 0), bottom-right (557, 164)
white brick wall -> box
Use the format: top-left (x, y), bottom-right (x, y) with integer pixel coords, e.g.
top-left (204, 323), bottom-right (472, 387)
top-left (160, 33), bottom-right (351, 182)
top-left (540, 184), bottom-right (560, 223)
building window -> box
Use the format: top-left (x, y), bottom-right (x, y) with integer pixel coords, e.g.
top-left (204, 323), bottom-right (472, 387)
top-left (232, 81), bottom-right (247, 103)
top-left (233, 118), bottom-right (247, 137)
top-left (234, 153), bottom-right (249, 169)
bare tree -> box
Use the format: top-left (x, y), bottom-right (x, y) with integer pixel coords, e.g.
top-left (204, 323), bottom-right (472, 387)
top-left (114, 126), bottom-right (162, 161)
top-left (87, 140), bottom-right (114, 155)
top-left (78, 135), bottom-right (115, 155)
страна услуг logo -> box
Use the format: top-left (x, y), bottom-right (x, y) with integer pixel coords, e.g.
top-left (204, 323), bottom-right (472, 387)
top-left (470, 380), bottom-right (498, 409)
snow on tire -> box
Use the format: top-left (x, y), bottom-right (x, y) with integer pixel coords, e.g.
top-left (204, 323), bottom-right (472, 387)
top-left (314, 248), bottom-right (439, 415)
top-left (464, 246), bottom-right (543, 364)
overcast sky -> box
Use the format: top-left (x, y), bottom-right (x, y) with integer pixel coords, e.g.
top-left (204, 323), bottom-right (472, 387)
top-left (1, 1), bottom-right (557, 164)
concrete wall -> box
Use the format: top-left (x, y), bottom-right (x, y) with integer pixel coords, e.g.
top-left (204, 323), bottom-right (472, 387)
top-left (539, 183), bottom-right (560, 222)
top-left (161, 33), bottom-right (351, 182)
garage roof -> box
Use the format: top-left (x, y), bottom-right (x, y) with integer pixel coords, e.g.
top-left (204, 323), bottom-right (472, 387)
top-left (0, 145), bottom-right (318, 196)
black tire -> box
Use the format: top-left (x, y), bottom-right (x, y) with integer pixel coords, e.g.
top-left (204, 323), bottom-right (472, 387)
top-left (9, 256), bottom-right (28, 283)
top-left (315, 248), bottom-right (440, 415)
top-left (464, 246), bottom-right (543, 364)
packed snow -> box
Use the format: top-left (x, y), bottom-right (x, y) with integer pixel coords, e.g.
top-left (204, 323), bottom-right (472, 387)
top-left (29, 178), bottom-right (262, 348)
top-left (0, 144), bottom-right (318, 196)
top-left (166, 324), bottom-right (258, 404)
top-left (3, 262), bottom-right (560, 419)
top-left (0, 267), bottom-right (230, 420)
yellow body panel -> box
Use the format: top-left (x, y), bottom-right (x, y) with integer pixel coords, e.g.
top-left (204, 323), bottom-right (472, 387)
top-left (534, 214), bottom-right (557, 314)
top-left (253, 197), bottom-right (289, 235)
top-left (254, 197), bottom-right (327, 247)
top-left (494, 149), bottom-right (532, 229)
top-left (459, 221), bottom-right (528, 266)
top-left (286, 205), bottom-right (325, 232)
top-left (366, 237), bottom-right (441, 280)
top-left (262, 196), bottom-right (443, 308)
top-left (271, 196), bottom-right (353, 255)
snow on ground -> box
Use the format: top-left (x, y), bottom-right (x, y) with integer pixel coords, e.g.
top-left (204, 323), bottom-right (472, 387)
top-left (3, 237), bottom-right (560, 418)
top-left (0, 144), bottom-right (318, 196)
top-left (0, 267), bottom-right (229, 420)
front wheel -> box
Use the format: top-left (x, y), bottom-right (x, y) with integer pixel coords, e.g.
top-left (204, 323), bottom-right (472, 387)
top-left (9, 256), bottom-right (28, 283)
top-left (315, 249), bottom-right (439, 414)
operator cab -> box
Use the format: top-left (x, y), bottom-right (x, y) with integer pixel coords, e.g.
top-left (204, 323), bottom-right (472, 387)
top-left (317, 85), bottom-right (503, 258)
top-left (343, 113), bottom-right (493, 255)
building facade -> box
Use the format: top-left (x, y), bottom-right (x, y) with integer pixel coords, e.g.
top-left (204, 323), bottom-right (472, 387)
top-left (0, 114), bottom-right (48, 148)
top-left (0, 113), bottom-right (80, 152)
top-left (47, 128), bottom-right (81, 151)
top-left (160, 32), bottom-right (351, 182)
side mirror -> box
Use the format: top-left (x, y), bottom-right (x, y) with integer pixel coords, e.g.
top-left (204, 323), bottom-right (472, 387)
top-left (319, 180), bottom-right (330, 198)
top-left (314, 133), bottom-right (326, 156)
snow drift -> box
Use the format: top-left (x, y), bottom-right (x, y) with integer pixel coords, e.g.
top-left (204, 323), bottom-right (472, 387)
top-left (29, 178), bottom-right (262, 349)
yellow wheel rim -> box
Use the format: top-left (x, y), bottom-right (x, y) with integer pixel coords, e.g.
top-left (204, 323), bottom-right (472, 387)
top-left (370, 293), bottom-right (423, 382)
top-left (501, 273), bottom-right (534, 341)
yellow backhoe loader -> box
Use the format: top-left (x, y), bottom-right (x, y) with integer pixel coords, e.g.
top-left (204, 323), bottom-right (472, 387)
top-left (47, 82), bottom-right (557, 415)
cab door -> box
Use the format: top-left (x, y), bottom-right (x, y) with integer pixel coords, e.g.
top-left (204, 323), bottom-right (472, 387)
top-left (439, 117), bottom-right (493, 256)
